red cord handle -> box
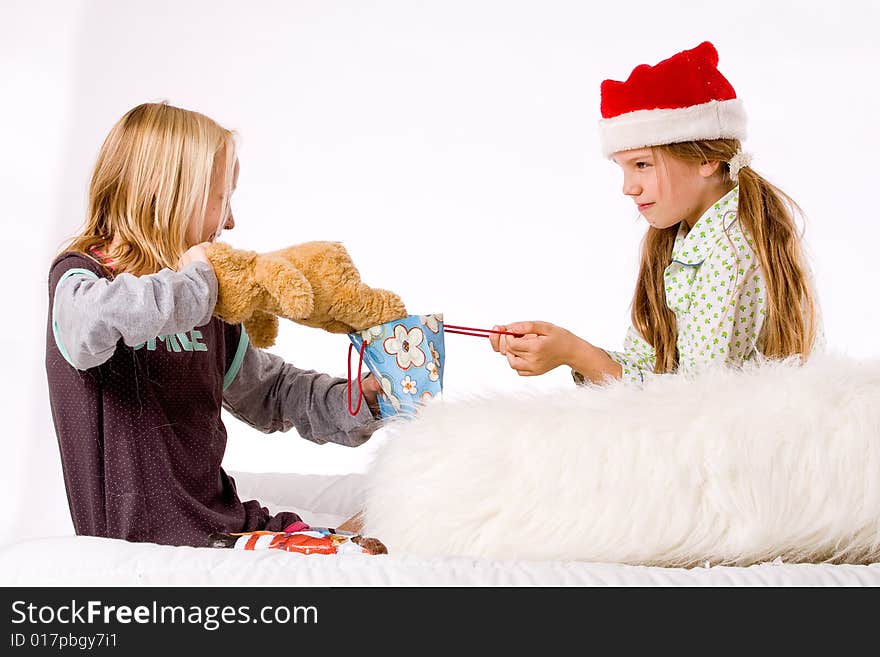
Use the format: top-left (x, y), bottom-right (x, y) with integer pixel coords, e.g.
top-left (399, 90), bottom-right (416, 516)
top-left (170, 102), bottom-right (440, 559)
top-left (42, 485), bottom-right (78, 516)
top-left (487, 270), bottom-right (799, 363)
top-left (443, 324), bottom-right (524, 338)
top-left (347, 340), bottom-right (367, 416)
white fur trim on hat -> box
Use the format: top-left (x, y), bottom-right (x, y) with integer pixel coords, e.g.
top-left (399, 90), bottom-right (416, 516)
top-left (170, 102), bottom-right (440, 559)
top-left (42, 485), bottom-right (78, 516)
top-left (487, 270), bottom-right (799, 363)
top-left (599, 98), bottom-right (747, 158)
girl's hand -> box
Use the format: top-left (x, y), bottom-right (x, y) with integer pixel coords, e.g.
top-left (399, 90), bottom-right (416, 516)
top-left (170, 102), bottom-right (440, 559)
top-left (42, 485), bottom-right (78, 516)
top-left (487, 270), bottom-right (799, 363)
top-left (491, 321), bottom-right (581, 376)
top-left (361, 374), bottom-right (382, 417)
top-left (177, 242), bottom-right (212, 271)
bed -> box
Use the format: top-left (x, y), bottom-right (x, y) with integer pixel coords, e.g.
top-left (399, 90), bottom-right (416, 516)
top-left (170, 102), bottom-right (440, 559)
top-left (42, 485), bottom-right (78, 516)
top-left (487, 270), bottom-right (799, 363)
top-left (2, 471), bottom-right (878, 586)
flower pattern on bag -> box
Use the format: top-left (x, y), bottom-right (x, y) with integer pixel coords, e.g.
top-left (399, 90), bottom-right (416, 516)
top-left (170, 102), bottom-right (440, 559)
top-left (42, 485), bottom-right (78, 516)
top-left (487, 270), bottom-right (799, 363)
top-left (379, 375), bottom-right (402, 413)
top-left (358, 325), bottom-right (385, 345)
top-left (401, 375), bottom-right (418, 395)
top-left (384, 324), bottom-right (426, 370)
top-left (420, 314), bottom-right (443, 333)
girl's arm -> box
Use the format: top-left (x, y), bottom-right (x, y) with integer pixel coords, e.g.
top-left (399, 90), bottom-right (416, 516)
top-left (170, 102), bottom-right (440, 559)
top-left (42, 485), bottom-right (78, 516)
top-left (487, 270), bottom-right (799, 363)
top-left (52, 262), bottom-right (217, 370)
top-left (222, 342), bottom-right (381, 447)
top-left (567, 339), bottom-right (623, 384)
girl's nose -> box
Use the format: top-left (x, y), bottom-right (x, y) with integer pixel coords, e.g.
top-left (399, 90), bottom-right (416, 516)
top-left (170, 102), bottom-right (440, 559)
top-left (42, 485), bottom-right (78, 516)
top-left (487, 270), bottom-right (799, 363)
top-left (224, 212), bottom-right (235, 231)
top-left (622, 176), bottom-right (641, 197)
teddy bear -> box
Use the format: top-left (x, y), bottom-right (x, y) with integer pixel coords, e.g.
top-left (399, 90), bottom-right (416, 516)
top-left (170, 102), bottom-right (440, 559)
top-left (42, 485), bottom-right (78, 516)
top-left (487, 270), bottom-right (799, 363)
top-left (205, 241), bottom-right (407, 348)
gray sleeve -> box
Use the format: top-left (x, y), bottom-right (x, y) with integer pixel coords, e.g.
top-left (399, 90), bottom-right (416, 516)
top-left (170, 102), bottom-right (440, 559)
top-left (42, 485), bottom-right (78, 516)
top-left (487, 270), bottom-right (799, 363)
top-left (222, 343), bottom-right (381, 447)
top-left (52, 262), bottom-right (217, 370)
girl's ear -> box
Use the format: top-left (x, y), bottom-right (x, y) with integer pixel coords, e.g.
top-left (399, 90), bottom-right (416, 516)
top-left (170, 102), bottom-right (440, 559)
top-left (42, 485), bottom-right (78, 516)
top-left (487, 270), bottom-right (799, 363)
top-left (699, 160), bottom-right (722, 178)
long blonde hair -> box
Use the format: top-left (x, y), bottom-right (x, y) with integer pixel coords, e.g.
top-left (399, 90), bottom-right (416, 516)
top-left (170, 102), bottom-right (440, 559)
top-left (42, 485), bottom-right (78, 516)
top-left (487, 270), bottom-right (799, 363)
top-left (60, 101), bottom-right (236, 275)
top-left (631, 139), bottom-right (818, 373)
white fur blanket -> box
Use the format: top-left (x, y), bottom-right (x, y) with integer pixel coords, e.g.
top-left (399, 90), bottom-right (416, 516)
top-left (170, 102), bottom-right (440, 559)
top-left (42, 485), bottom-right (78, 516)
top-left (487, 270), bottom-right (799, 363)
top-left (361, 354), bottom-right (880, 567)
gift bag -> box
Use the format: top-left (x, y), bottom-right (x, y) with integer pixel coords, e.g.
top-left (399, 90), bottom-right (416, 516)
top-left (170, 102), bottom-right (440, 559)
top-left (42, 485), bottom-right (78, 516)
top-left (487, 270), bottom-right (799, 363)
top-left (348, 313), bottom-right (446, 418)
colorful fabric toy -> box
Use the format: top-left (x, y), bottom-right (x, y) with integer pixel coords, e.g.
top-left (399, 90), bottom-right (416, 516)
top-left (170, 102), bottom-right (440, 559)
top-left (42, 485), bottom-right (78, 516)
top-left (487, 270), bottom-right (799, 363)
top-left (208, 522), bottom-right (388, 556)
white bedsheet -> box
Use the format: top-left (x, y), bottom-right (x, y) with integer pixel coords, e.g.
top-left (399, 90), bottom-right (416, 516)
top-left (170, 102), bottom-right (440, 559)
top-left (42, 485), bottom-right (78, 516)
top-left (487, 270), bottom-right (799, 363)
top-left (2, 536), bottom-right (879, 586)
top-left (3, 472), bottom-right (878, 586)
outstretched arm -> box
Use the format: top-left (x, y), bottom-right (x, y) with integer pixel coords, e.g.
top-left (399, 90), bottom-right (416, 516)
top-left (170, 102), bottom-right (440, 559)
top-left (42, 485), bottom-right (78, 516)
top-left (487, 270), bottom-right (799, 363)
top-left (223, 342), bottom-right (382, 446)
top-left (52, 262), bottom-right (217, 370)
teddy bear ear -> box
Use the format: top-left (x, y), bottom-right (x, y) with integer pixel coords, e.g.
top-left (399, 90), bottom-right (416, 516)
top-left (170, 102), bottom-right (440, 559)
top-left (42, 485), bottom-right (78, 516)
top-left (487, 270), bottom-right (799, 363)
top-left (244, 312), bottom-right (279, 349)
top-left (254, 256), bottom-right (315, 320)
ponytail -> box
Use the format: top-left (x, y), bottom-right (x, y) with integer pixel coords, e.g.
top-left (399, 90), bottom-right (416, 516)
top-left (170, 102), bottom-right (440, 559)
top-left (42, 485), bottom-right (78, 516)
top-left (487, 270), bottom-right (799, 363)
top-left (734, 165), bottom-right (817, 359)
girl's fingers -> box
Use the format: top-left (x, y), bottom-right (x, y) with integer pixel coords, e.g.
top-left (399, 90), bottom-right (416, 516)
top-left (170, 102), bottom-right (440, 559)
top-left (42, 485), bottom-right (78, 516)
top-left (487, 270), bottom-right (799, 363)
top-left (490, 324), bottom-right (539, 359)
top-left (506, 321), bottom-right (547, 336)
top-left (506, 351), bottom-right (530, 371)
top-left (488, 325), bottom-right (505, 352)
top-left (506, 335), bottom-right (538, 355)
top-left (506, 352), bottom-right (535, 376)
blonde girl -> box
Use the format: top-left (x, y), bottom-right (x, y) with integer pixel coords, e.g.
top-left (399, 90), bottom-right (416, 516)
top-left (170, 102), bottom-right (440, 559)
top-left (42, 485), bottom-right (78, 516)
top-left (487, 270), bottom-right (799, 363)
top-left (47, 102), bottom-right (381, 546)
top-left (490, 42), bottom-right (821, 384)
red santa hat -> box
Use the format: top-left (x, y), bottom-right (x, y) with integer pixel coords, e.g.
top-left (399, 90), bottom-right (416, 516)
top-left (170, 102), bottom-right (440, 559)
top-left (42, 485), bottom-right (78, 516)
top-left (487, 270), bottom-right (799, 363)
top-left (598, 41), bottom-right (747, 158)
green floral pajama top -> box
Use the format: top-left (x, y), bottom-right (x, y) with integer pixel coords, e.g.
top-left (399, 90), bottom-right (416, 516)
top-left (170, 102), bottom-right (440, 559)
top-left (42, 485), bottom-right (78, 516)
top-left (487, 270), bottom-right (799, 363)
top-left (574, 186), bottom-right (823, 385)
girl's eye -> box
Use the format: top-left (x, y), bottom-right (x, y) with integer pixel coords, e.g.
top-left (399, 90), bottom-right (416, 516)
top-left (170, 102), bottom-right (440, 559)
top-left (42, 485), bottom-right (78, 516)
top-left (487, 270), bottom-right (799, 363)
top-left (636, 161), bottom-right (651, 169)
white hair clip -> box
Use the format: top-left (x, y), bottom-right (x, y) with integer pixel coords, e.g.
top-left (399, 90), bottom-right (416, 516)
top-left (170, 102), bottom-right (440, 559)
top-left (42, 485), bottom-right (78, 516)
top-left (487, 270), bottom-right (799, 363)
top-left (728, 150), bottom-right (753, 182)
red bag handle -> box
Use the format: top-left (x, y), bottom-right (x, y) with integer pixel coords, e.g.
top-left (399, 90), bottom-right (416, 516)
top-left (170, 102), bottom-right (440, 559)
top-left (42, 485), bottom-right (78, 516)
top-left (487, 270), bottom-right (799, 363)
top-left (347, 340), bottom-right (367, 416)
top-left (443, 324), bottom-right (524, 338)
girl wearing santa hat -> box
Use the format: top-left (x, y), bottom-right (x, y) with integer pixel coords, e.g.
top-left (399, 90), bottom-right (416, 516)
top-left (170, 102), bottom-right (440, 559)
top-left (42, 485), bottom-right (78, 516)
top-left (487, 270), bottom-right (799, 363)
top-left (490, 41), bottom-right (822, 384)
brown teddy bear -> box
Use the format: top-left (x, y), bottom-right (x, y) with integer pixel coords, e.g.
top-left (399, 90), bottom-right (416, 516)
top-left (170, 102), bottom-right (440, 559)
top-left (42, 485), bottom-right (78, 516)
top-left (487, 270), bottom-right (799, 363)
top-left (205, 241), bottom-right (407, 348)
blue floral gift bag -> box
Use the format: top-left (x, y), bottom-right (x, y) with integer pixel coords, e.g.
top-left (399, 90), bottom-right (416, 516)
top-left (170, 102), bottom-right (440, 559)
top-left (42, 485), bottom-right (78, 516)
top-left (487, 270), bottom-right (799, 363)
top-left (348, 314), bottom-right (446, 418)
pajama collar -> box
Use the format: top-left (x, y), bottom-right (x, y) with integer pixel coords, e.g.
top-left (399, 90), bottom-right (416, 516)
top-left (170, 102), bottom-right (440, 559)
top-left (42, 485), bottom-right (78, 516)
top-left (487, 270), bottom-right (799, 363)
top-left (670, 186), bottom-right (739, 266)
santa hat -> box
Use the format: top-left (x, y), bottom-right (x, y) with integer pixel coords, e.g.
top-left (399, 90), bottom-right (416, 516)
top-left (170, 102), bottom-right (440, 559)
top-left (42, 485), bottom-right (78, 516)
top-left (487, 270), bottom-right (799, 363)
top-left (598, 41), bottom-right (747, 158)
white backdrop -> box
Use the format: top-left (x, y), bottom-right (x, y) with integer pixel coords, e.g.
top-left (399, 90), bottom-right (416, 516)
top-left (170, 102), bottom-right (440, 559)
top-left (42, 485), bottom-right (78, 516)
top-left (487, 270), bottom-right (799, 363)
top-left (2, 0), bottom-right (878, 546)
